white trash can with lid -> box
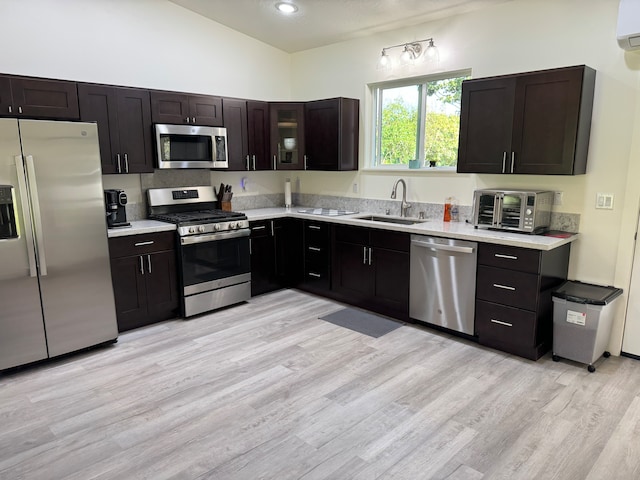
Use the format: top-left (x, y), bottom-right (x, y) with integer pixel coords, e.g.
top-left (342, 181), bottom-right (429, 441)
top-left (551, 280), bottom-right (623, 372)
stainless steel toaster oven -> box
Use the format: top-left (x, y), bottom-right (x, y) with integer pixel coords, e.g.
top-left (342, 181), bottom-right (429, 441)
top-left (472, 189), bottom-right (553, 234)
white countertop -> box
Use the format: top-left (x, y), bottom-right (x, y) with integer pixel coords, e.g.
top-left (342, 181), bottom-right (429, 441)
top-left (243, 207), bottom-right (578, 251)
top-left (107, 220), bottom-right (176, 238)
top-left (107, 208), bottom-right (577, 250)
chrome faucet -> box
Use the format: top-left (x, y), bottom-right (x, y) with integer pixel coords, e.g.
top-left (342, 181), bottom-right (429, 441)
top-left (391, 178), bottom-right (411, 217)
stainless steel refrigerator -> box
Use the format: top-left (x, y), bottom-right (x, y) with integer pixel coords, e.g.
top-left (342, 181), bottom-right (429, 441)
top-left (0, 118), bottom-right (118, 370)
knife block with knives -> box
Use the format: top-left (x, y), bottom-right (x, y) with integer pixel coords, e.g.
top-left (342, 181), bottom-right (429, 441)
top-left (215, 183), bottom-right (233, 211)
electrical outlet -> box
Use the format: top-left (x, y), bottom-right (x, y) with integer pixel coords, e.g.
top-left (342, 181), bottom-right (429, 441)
top-left (553, 191), bottom-right (563, 206)
top-left (352, 183), bottom-right (358, 193)
top-left (596, 193), bottom-right (614, 209)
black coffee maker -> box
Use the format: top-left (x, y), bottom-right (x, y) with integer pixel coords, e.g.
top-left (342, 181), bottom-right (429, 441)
top-left (104, 189), bottom-right (130, 228)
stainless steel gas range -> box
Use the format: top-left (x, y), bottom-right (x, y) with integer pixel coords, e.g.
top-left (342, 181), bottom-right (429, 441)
top-left (148, 186), bottom-right (250, 317)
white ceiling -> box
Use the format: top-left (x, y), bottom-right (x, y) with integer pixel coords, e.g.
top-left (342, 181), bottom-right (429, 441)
top-left (169, 0), bottom-right (512, 53)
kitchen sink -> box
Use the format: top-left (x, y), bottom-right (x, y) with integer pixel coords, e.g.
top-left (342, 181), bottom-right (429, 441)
top-left (354, 215), bottom-right (429, 225)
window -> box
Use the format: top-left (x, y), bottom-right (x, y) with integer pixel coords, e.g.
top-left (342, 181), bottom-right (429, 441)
top-left (371, 71), bottom-right (470, 168)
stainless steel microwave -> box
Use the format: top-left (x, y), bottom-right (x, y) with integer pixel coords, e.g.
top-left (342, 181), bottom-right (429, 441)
top-left (472, 189), bottom-right (553, 234)
top-left (155, 124), bottom-right (228, 169)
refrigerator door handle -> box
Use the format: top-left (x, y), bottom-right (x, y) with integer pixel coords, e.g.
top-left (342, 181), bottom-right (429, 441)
top-left (14, 155), bottom-right (38, 277)
top-left (24, 155), bottom-right (47, 276)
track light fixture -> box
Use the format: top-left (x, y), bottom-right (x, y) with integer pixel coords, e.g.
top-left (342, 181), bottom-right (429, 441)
top-left (377, 37), bottom-right (439, 70)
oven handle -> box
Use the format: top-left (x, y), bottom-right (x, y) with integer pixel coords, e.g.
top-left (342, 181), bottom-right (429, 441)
top-left (180, 228), bottom-right (250, 245)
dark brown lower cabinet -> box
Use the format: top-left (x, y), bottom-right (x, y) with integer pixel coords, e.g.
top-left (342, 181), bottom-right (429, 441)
top-left (331, 225), bottom-right (409, 320)
top-left (108, 232), bottom-right (179, 332)
top-left (475, 242), bottom-right (570, 360)
top-left (250, 218), bottom-right (302, 296)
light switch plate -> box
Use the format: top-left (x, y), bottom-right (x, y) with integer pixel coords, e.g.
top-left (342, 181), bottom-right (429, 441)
top-left (553, 191), bottom-right (563, 206)
top-left (596, 193), bottom-right (614, 209)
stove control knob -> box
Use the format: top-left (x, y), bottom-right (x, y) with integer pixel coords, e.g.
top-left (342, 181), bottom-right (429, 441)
top-left (229, 222), bottom-right (237, 230)
top-left (525, 209), bottom-right (533, 216)
top-left (198, 225), bottom-right (206, 233)
top-left (214, 224), bottom-right (221, 231)
top-left (189, 227), bottom-right (196, 233)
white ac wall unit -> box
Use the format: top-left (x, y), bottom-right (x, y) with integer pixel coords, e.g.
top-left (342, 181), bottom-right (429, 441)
top-left (617, 0), bottom-right (640, 50)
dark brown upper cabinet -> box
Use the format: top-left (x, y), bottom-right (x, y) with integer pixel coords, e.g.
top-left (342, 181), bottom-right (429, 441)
top-left (78, 84), bottom-right (154, 174)
top-left (247, 101), bottom-right (271, 170)
top-left (270, 102), bottom-right (305, 170)
top-left (0, 75), bottom-right (79, 120)
top-left (457, 65), bottom-right (596, 175)
top-left (150, 91), bottom-right (223, 126)
top-left (222, 98), bottom-right (249, 171)
top-left (305, 97), bottom-right (359, 171)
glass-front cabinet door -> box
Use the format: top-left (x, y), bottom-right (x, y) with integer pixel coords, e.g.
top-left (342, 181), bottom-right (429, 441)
top-left (270, 103), bottom-right (305, 170)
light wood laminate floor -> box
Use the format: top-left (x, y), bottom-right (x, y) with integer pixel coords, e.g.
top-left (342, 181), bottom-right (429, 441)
top-left (2, 289), bottom-right (640, 480)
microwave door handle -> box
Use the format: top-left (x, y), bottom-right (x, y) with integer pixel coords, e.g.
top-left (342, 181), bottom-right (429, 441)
top-left (14, 155), bottom-right (38, 277)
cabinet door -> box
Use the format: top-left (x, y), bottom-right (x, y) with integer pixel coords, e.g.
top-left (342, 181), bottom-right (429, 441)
top-left (116, 87), bottom-right (153, 173)
top-left (270, 103), bottom-right (305, 170)
top-left (457, 78), bottom-right (516, 173)
top-left (189, 95), bottom-right (223, 126)
top-left (274, 218), bottom-right (303, 287)
top-left (305, 98), bottom-right (358, 171)
top-left (247, 101), bottom-right (271, 170)
top-left (9, 77), bottom-right (79, 120)
top-left (78, 84), bottom-right (121, 174)
top-left (332, 241), bottom-right (373, 300)
top-left (144, 250), bottom-right (179, 322)
top-left (150, 91), bottom-right (189, 124)
top-left (110, 255), bottom-right (148, 332)
top-left (0, 76), bottom-right (12, 117)
top-left (512, 67), bottom-right (587, 174)
top-left (250, 221), bottom-right (278, 296)
top-left (223, 98), bottom-right (249, 171)
top-left (372, 247), bottom-right (410, 318)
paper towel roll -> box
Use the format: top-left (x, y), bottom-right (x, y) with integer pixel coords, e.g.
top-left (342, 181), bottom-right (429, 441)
top-left (284, 179), bottom-right (292, 207)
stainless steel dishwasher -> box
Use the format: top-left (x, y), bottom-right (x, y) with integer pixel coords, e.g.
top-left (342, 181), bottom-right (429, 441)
top-left (409, 235), bottom-right (478, 335)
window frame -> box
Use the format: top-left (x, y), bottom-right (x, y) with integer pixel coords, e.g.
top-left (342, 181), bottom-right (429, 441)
top-left (369, 69), bottom-right (471, 170)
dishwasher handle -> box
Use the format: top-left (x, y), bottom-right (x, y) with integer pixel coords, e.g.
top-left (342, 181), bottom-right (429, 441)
top-left (411, 239), bottom-right (475, 254)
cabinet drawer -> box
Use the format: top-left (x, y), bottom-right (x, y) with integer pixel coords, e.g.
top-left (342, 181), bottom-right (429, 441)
top-left (109, 231), bottom-right (175, 258)
top-left (476, 300), bottom-right (537, 349)
top-left (370, 229), bottom-right (409, 252)
top-left (304, 263), bottom-right (330, 290)
top-left (304, 220), bottom-right (329, 247)
top-left (305, 243), bottom-right (329, 265)
top-left (478, 243), bottom-right (540, 274)
top-left (250, 220), bottom-right (272, 238)
top-left (334, 224), bottom-right (368, 245)
top-left (476, 265), bottom-right (539, 310)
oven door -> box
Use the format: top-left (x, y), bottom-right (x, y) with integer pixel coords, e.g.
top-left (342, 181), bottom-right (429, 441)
top-left (179, 229), bottom-right (250, 296)
top-left (497, 192), bottom-right (526, 230)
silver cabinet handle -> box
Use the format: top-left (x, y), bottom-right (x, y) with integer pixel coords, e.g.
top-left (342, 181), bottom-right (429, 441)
top-left (14, 155), bottom-right (37, 277)
top-left (135, 241), bottom-right (154, 247)
top-left (147, 254), bottom-right (152, 274)
top-left (308, 272), bottom-right (321, 278)
top-left (124, 153), bottom-right (129, 173)
top-left (494, 253), bottom-right (518, 260)
top-left (308, 225), bottom-right (321, 230)
top-left (304, 155), bottom-right (308, 170)
top-left (192, 117), bottom-right (196, 123)
top-left (185, 117), bottom-right (190, 123)
top-left (116, 153), bottom-right (122, 173)
top-left (251, 225), bottom-right (266, 231)
top-left (491, 319), bottom-right (513, 327)
top-left (18, 106), bottom-right (22, 114)
top-left (308, 246), bottom-right (321, 252)
top-left (8, 106), bottom-right (12, 113)
top-left (249, 238), bottom-right (252, 255)
top-left (493, 283), bottom-right (516, 291)
top-left (411, 239), bottom-right (474, 254)
top-left (252, 155), bottom-right (256, 170)
top-left (270, 220), bottom-right (274, 237)
top-left (511, 152), bottom-right (515, 173)
top-left (502, 152), bottom-right (507, 173)
top-left (139, 256), bottom-right (144, 275)
top-left (273, 155), bottom-right (277, 170)
top-left (24, 155), bottom-right (47, 276)
top-left (368, 246), bottom-right (372, 265)
top-left (246, 155), bottom-right (250, 171)
top-left (362, 246), bottom-right (367, 264)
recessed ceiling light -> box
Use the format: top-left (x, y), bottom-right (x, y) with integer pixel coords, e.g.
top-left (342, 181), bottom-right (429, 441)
top-left (275, 2), bottom-right (298, 14)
